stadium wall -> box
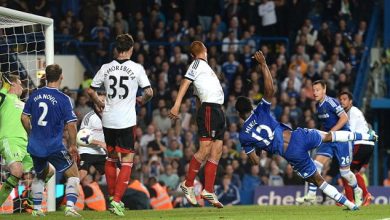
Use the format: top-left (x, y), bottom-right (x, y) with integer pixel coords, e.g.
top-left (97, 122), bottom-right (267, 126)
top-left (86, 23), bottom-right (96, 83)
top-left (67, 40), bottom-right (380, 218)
top-left (18, 55), bottom-right (85, 89)
top-left (252, 186), bottom-right (390, 205)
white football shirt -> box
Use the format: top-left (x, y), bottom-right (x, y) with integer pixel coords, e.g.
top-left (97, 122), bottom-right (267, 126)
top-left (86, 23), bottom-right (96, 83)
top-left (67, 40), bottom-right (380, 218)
top-left (91, 59), bottom-right (151, 128)
top-left (185, 59), bottom-right (224, 105)
top-left (347, 106), bottom-right (374, 146)
top-left (78, 111), bottom-right (106, 155)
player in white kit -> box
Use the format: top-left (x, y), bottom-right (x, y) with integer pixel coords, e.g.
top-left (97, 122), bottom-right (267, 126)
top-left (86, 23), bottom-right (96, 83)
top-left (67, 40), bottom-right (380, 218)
top-left (87, 34), bottom-right (153, 216)
top-left (78, 91), bottom-right (107, 181)
top-left (169, 41), bottom-right (226, 208)
top-left (339, 91), bottom-right (374, 206)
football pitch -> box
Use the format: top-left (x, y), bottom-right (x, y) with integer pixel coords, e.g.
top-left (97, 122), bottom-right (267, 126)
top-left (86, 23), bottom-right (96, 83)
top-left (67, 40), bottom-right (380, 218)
top-left (3, 205), bottom-right (390, 220)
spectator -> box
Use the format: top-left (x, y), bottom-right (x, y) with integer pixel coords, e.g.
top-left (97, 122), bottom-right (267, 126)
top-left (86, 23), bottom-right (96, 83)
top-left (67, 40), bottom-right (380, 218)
top-left (225, 164), bottom-right (241, 188)
top-left (152, 107), bottom-right (172, 135)
top-left (140, 125), bottom-right (156, 160)
top-left (258, 0), bottom-right (277, 36)
top-left (242, 165), bottom-right (262, 193)
top-left (179, 104), bottom-right (192, 131)
top-left (222, 31), bottom-right (239, 54)
top-left (74, 94), bottom-right (92, 123)
top-left (268, 160), bottom-right (284, 186)
top-left (147, 130), bottom-right (166, 159)
top-left (222, 53), bottom-right (240, 82)
top-left (159, 164), bottom-right (180, 190)
top-left (90, 17), bottom-right (110, 40)
top-left (164, 138), bottom-right (183, 162)
top-left (215, 175), bottom-right (240, 206)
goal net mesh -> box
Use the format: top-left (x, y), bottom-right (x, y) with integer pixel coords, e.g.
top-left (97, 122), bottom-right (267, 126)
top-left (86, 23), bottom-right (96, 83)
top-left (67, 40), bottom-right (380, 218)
top-left (0, 13), bottom-right (47, 214)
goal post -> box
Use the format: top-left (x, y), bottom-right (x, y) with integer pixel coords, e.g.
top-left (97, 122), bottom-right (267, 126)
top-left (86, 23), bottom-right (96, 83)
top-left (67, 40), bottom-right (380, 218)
top-left (0, 6), bottom-right (54, 65)
top-left (0, 6), bottom-right (56, 212)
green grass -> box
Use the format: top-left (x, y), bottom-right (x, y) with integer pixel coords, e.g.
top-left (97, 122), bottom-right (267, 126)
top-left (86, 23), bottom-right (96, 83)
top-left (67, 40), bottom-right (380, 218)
top-left (3, 205), bottom-right (390, 220)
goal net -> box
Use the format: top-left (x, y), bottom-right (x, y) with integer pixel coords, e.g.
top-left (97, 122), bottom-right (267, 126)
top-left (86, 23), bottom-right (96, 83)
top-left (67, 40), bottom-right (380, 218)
top-left (0, 6), bottom-right (55, 213)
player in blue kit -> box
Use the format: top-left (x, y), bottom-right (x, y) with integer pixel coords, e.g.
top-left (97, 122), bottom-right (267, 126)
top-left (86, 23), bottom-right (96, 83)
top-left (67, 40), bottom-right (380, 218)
top-left (235, 51), bottom-right (377, 210)
top-left (21, 64), bottom-right (81, 217)
top-left (296, 80), bottom-right (363, 206)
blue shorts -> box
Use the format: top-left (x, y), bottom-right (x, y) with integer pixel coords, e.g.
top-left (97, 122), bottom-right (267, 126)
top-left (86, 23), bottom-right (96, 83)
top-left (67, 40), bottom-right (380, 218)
top-left (316, 142), bottom-right (353, 167)
top-left (284, 128), bottom-right (322, 179)
top-left (31, 150), bottom-right (73, 174)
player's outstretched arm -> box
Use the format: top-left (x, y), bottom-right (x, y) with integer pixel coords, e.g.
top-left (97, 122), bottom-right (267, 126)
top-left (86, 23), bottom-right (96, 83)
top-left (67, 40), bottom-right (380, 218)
top-left (87, 88), bottom-right (104, 113)
top-left (253, 51), bottom-right (274, 102)
top-left (21, 114), bottom-right (31, 135)
top-left (169, 78), bottom-right (192, 120)
top-left (66, 121), bottom-right (80, 162)
top-left (330, 112), bottom-right (348, 131)
top-left (248, 151), bottom-right (260, 166)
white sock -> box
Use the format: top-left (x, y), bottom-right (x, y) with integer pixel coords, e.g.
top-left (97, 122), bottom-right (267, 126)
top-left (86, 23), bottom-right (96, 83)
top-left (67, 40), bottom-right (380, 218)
top-left (307, 161), bottom-right (323, 197)
top-left (31, 178), bottom-right (45, 210)
top-left (65, 177), bottom-right (80, 208)
top-left (319, 181), bottom-right (355, 209)
top-left (340, 169), bottom-right (358, 188)
top-left (332, 131), bottom-right (372, 142)
top-left (331, 131), bottom-right (356, 142)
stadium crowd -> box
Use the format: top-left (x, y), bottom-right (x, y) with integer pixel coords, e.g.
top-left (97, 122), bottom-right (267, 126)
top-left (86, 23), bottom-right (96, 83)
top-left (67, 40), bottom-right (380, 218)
top-left (1, 0), bottom-right (375, 208)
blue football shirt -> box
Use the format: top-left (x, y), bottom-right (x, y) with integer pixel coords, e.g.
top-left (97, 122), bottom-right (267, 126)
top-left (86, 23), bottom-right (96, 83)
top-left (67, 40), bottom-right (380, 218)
top-left (23, 87), bottom-right (77, 157)
top-left (316, 96), bottom-right (350, 131)
top-left (239, 98), bottom-right (291, 155)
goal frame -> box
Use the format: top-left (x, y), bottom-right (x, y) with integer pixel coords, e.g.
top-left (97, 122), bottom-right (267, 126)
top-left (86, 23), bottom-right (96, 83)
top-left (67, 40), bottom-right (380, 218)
top-left (0, 6), bottom-right (56, 212)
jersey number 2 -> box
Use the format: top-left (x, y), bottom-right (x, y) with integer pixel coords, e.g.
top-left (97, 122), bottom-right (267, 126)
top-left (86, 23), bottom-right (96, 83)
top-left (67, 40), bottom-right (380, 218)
top-left (251, 125), bottom-right (273, 145)
top-left (38, 102), bottom-right (48, 126)
top-left (109, 75), bottom-right (129, 99)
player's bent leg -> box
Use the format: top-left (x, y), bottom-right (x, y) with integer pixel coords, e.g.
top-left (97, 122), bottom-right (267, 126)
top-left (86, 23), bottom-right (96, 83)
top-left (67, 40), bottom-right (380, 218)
top-left (340, 167), bottom-right (363, 207)
top-left (325, 131), bottom-right (378, 142)
top-left (201, 140), bottom-right (223, 208)
top-left (0, 162), bottom-right (23, 206)
top-left (308, 158), bottom-right (326, 195)
top-left (307, 172), bottom-right (358, 210)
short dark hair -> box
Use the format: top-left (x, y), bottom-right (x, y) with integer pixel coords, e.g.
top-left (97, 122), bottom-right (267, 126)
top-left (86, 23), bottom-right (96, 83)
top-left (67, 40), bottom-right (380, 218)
top-left (313, 80), bottom-right (327, 88)
top-left (338, 91), bottom-right (353, 100)
top-left (235, 96), bottom-right (253, 118)
top-left (45, 64), bottom-right (62, 83)
top-left (115, 34), bottom-right (134, 53)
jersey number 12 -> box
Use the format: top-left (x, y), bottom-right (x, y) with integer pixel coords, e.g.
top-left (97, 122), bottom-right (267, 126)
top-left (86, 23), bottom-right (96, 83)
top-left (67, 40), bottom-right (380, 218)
top-left (251, 124), bottom-right (274, 145)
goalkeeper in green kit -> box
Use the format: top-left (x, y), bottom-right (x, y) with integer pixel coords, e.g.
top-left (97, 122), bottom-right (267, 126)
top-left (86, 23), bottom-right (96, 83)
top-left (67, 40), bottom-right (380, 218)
top-left (0, 73), bottom-right (33, 206)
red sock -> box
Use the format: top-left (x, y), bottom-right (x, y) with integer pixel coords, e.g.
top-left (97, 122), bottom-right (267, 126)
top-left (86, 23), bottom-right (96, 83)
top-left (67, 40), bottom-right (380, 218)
top-left (185, 156), bottom-right (201, 187)
top-left (113, 162), bottom-right (133, 202)
top-left (342, 178), bottom-right (354, 202)
top-left (204, 160), bottom-right (218, 193)
top-left (105, 158), bottom-right (118, 197)
top-left (355, 173), bottom-right (368, 197)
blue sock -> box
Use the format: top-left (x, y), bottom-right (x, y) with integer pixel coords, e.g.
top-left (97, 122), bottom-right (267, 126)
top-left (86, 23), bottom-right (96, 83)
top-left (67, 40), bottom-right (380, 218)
top-left (337, 195), bottom-right (347, 204)
top-left (65, 177), bottom-right (80, 208)
top-left (354, 133), bottom-right (362, 140)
